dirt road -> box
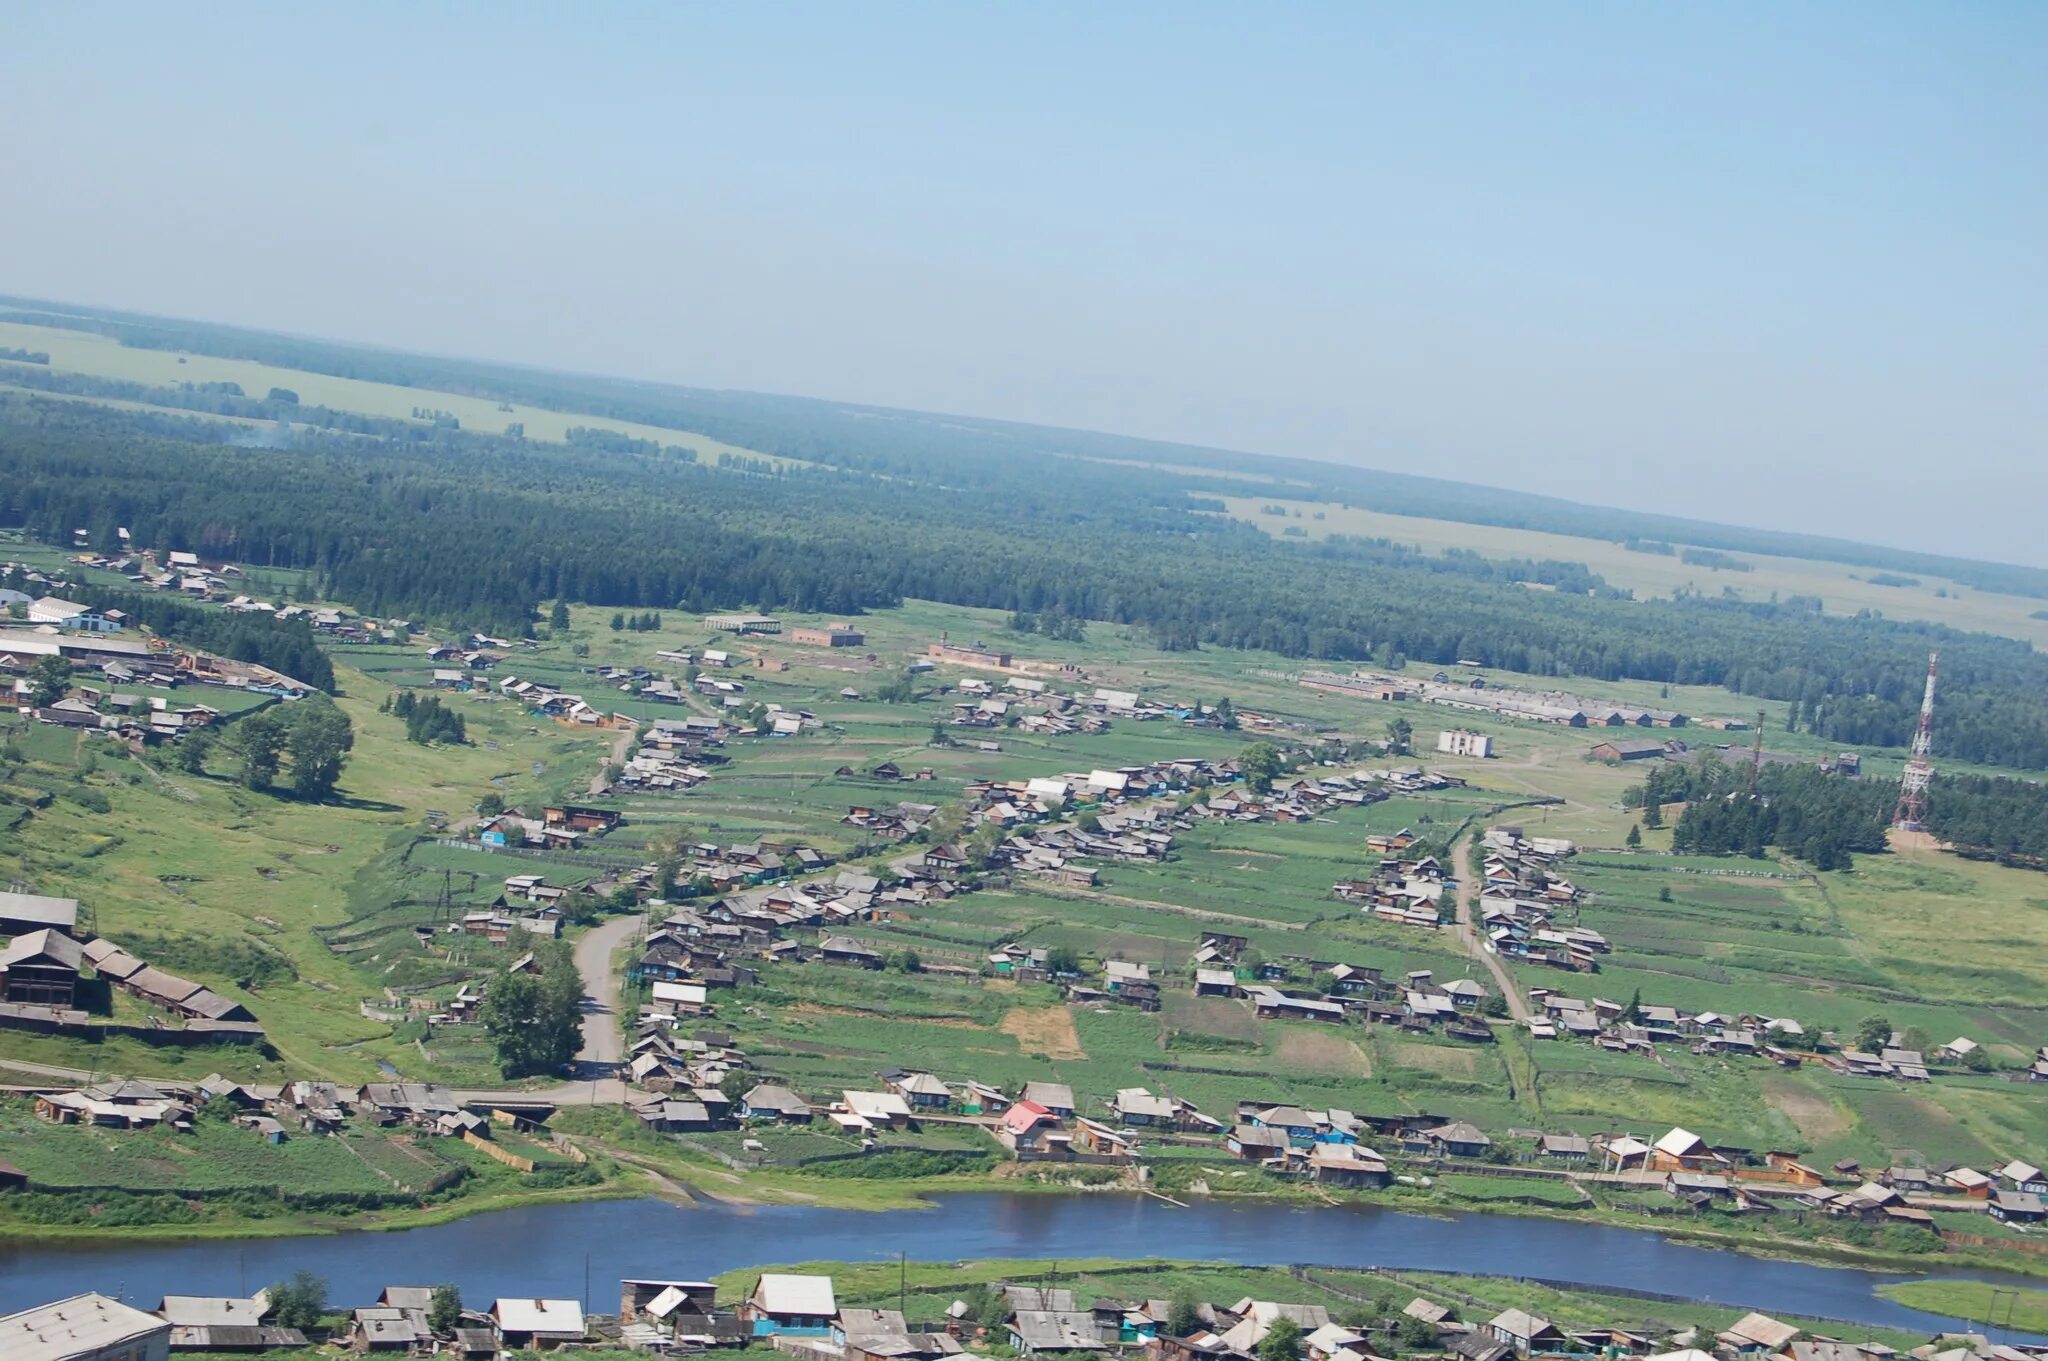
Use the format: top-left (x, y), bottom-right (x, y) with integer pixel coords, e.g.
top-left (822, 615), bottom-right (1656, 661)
top-left (1449, 830), bottom-right (1531, 1022)
top-left (589, 724), bottom-right (638, 795)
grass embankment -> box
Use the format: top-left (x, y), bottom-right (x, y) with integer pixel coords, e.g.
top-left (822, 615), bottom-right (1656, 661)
top-left (0, 1097), bottom-right (637, 1242)
top-left (1877, 1280), bottom-right (2048, 1335)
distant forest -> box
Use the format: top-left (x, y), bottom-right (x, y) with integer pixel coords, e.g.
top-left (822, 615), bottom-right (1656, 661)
top-left (1629, 758), bottom-right (2048, 868)
top-left (6, 293), bottom-right (2048, 600)
top-left (6, 391), bottom-right (2048, 772)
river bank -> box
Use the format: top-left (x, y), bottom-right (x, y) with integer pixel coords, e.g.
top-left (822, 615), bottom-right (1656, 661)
top-left (8, 1120), bottom-right (2046, 1289)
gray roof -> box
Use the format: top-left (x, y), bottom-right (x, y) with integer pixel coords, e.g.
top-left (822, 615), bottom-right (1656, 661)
top-left (1021, 1080), bottom-right (1075, 1109)
top-left (1012, 1310), bottom-right (1107, 1351)
top-left (0, 891), bottom-right (79, 930)
top-left (2, 1294), bottom-right (169, 1361)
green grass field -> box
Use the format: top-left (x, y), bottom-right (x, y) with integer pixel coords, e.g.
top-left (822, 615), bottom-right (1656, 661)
top-left (0, 317), bottom-right (788, 467)
top-left (0, 649), bottom-right (612, 1083)
top-left (1214, 492), bottom-right (2048, 649)
top-left (0, 1098), bottom-right (460, 1194)
top-left (9, 575), bottom-right (2048, 1222)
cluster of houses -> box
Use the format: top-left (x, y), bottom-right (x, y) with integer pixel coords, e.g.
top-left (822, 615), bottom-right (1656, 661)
top-left (452, 874), bottom-right (594, 945)
top-left (1329, 824), bottom-right (1602, 965)
top-left (607, 715), bottom-right (729, 793)
top-left (0, 890), bottom-right (262, 1043)
top-left (1522, 991), bottom-right (1801, 1060)
top-left (23, 1071), bottom-right (539, 1146)
top-left (34, 545), bottom-right (426, 648)
top-left (1474, 827), bottom-right (1607, 971)
top-left (3, 1282), bottom-right (606, 1358)
top-left (495, 674), bottom-right (634, 729)
top-left (996, 806), bottom-right (1181, 886)
top-left (1199, 768), bottom-right (1418, 824)
top-left (0, 619), bottom-right (313, 708)
top-left (670, 840), bottom-right (838, 893)
top-left (476, 802), bottom-right (625, 851)
top-left (7, 677), bottom-right (225, 746)
top-left (841, 798), bottom-right (941, 842)
top-left (1334, 838), bottom-right (1450, 930)
top-left (1199, 961), bottom-right (1495, 1042)
top-left (940, 674), bottom-right (1266, 734)
top-left (14, 1270), bottom-right (2048, 1361)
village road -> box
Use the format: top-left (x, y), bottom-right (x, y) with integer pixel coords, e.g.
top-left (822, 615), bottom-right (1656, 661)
top-left (589, 723), bottom-right (637, 795)
top-left (1450, 830), bottom-right (1532, 1022)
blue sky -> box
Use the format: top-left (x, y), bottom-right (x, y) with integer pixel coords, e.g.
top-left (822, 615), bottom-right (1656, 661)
top-left (7, 4), bottom-right (2045, 563)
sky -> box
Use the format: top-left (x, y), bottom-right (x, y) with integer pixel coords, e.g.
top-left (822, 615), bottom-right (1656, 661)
top-left (6, 3), bottom-right (2046, 564)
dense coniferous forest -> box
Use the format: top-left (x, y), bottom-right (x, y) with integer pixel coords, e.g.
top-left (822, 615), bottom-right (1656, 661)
top-left (1629, 759), bottom-right (2048, 867)
top-left (6, 389), bottom-right (2048, 768)
top-left (7, 294), bottom-right (2048, 599)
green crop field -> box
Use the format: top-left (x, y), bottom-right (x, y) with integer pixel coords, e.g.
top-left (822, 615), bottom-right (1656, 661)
top-left (1214, 492), bottom-right (2048, 650)
top-left (0, 317), bottom-right (789, 468)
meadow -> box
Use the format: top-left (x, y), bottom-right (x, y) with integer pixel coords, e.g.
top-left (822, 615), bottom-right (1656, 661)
top-left (0, 318), bottom-right (786, 467)
top-left (1214, 493), bottom-right (2048, 649)
top-left (0, 1098), bottom-right (460, 1195)
top-left (0, 646), bottom-right (612, 1083)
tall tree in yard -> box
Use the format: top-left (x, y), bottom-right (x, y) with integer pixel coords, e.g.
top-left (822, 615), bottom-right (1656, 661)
top-left (1386, 716), bottom-right (1413, 755)
top-left (1259, 1317), bottom-right (1304, 1361)
top-left (480, 938), bottom-right (582, 1077)
top-left (428, 1285), bottom-right (462, 1336)
top-left (269, 1271), bottom-right (328, 1333)
top-left (1240, 741), bottom-right (1282, 794)
top-left (238, 713), bottom-right (285, 790)
top-left (28, 654), bottom-right (71, 708)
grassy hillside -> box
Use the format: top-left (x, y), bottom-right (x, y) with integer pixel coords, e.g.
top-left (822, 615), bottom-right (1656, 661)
top-left (0, 657), bottom-right (611, 1084)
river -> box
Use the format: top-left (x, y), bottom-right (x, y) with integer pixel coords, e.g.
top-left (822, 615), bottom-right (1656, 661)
top-left (4, 1193), bottom-right (2041, 1334)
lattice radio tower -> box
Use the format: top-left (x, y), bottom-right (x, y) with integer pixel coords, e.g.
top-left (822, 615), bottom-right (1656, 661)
top-left (1891, 651), bottom-right (1938, 830)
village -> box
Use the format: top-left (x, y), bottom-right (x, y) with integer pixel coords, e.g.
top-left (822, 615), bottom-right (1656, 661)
top-left (8, 553), bottom-right (2048, 1361)
top-left (10, 1258), bottom-right (2048, 1361)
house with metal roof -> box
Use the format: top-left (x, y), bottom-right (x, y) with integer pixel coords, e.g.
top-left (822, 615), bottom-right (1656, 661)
top-left (0, 1293), bottom-right (171, 1361)
top-left (745, 1274), bottom-right (837, 1336)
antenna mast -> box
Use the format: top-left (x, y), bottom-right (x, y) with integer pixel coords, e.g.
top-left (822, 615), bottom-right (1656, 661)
top-left (1747, 711), bottom-right (1765, 797)
top-left (1891, 651), bottom-right (1938, 831)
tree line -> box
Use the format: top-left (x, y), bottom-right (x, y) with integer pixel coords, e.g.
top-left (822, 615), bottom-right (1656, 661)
top-left (1627, 756), bottom-right (2048, 870)
top-left (10, 293), bottom-right (2045, 598)
top-left (6, 392), bottom-right (2048, 769)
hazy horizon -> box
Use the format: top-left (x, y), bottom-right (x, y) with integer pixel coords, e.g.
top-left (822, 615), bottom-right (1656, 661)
top-left (7, 4), bottom-right (2044, 566)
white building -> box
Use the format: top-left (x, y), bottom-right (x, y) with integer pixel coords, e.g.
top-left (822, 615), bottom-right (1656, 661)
top-left (1437, 729), bottom-right (1494, 759)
